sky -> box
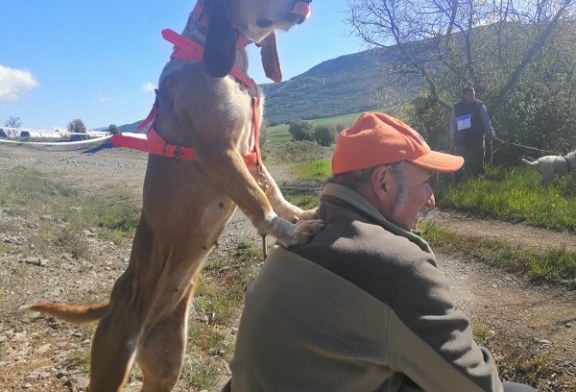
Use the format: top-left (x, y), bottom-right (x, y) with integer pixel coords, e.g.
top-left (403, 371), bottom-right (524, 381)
top-left (0, 1), bottom-right (366, 130)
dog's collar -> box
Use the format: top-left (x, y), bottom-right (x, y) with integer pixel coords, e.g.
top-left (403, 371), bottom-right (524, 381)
top-left (162, 29), bottom-right (257, 90)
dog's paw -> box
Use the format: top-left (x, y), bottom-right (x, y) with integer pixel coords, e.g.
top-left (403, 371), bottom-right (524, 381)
top-left (296, 207), bottom-right (318, 221)
top-left (269, 217), bottom-right (324, 246)
top-left (292, 218), bottom-right (324, 244)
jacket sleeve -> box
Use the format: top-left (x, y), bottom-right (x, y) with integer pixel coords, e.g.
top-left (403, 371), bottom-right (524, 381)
top-left (480, 103), bottom-right (494, 136)
top-left (387, 259), bottom-right (503, 392)
top-left (449, 107), bottom-right (457, 142)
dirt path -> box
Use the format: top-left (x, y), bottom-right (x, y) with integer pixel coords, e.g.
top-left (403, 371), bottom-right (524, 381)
top-left (0, 144), bottom-right (574, 391)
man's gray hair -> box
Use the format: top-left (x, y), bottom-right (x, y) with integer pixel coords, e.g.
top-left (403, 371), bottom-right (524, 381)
top-left (328, 162), bottom-right (407, 193)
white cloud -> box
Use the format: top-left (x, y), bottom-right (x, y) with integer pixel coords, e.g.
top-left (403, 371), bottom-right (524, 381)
top-left (142, 82), bottom-right (156, 93)
top-left (99, 93), bottom-right (111, 103)
top-left (0, 65), bottom-right (38, 103)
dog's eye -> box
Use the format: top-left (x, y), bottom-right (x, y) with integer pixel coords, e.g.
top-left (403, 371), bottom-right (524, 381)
top-left (256, 18), bottom-right (274, 28)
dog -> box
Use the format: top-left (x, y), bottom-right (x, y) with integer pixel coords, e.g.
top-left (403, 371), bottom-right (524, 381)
top-left (22, 1), bottom-right (321, 391)
top-left (522, 149), bottom-right (576, 185)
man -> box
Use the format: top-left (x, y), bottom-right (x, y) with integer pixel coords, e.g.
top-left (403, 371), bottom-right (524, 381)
top-left (449, 86), bottom-right (496, 181)
top-left (226, 112), bottom-right (536, 392)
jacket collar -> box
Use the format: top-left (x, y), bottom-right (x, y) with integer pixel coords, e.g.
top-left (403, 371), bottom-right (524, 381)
top-left (321, 183), bottom-right (433, 253)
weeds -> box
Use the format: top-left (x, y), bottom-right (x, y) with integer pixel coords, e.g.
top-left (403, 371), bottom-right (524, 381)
top-left (291, 159), bottom-right (331, 182)
top-left (418, 220), bottom-right (576, 283)
top-left (66, 348), bottom-right (91, 374)
top-left (195, 240), bottom-right (261, 325)
top-left (180, 359), bottom-right (220, 391)
top-left (0, 167), bottom-right (139, 250)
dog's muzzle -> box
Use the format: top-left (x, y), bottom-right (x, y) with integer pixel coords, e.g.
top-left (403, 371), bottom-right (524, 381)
top-left (293, 1), bottom-right (312, 23)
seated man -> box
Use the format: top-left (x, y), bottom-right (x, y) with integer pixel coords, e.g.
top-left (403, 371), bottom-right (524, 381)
top-left (225, 112), bottom-right (536, 392)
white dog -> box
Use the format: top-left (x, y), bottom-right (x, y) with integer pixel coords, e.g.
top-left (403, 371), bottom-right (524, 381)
top-left (522, 150), bottom-right (576, 185)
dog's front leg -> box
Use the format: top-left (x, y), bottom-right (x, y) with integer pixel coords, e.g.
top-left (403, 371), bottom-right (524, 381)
top-left (253, 163), bottom-right (318, 222)
top-left (199, 148), bottom-right (322, 246)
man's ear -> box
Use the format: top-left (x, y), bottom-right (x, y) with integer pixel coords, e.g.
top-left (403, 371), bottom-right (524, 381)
top-left (371, 165), bottom-right (390, 199)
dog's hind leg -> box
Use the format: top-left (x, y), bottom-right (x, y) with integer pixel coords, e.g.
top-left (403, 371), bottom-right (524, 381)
top-left (89, 273), bottom-right (145, 391)
top-left (137, 272), bottom-right (200, 392)
top-left (88, 220), bottom-right (160, 391)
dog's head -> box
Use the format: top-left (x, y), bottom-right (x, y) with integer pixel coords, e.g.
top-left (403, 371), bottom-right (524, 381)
top-left (203, 0), bottom-right (312, 82)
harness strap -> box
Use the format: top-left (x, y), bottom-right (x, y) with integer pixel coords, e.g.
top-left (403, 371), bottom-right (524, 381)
top-left (111, 28), bottom-right (262, 167)
top-left (110, 128), bottom-right (259, 166)
top-left (162, 29), bottom-right (257, 90)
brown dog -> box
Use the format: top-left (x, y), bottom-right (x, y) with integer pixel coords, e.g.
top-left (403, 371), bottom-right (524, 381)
top-left (22, 1), bottom-right (321, 391)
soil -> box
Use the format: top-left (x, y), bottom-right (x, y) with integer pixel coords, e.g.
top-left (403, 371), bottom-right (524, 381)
top-left (0, 143), bottom-right (574, 391)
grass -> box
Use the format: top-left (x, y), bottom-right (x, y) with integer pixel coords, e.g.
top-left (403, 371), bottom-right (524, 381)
top-left (263, 140), bottom-right (332, 164)
top-left (0, 167), bottom-right (140, 256)
top-left (434, 166), bottom-right (576, 232)
top-left (195, 239), bottom-right (262, 325)
top-left (183, 239), bottom-right (264, 389)
top-left (418, 220), bottom-right (576, 284)
top-left (66, 348), bottom-right (91, 374)
top-left (180, 359), bottom-right (221, 391)
top-left (291, 159), bottom-right (331, 182)
top-left (266, 111), bottom-right (363, 143)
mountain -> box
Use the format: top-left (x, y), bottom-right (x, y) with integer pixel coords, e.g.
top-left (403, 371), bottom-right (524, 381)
top-left (115, 46), bottom-right (423, 130)
top-left (118, 120), bottom-right (142, 133)
top-left (260, 46), bottom-right (423, 125)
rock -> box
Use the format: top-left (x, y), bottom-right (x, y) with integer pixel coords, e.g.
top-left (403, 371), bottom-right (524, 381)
top-left (22, 256), bottom-right (47, 266)
top-left (35, 343), bottom-right (51, 354)
top-left (69, 373), bottom-right (90, 389)
top-left (533, 338), bottom-right (552, 345)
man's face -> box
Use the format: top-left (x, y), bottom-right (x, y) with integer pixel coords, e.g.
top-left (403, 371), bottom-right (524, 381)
top-left (378, 163), bottom-right (435, 230)
top-left (463, 90), bottom-right (475, 103)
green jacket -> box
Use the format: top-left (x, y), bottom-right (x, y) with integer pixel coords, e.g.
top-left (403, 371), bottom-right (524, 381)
top-left (230, 183), bottom-right (503, 392)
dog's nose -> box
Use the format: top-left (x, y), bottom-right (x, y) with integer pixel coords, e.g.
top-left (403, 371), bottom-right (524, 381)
top-left (292, 1), bottom-right (311, 23)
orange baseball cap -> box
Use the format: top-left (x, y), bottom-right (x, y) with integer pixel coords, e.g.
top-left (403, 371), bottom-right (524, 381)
top-left (332, 112), bottom-right (464, 175)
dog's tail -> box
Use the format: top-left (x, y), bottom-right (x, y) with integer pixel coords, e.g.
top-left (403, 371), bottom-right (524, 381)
top-left (521, 158), bottom-right (537, 166)
top-left (20, 302), bottom-right (109, 324)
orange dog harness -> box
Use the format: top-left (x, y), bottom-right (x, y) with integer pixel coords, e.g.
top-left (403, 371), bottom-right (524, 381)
top-left (111, 27), bottom-right (262, 168)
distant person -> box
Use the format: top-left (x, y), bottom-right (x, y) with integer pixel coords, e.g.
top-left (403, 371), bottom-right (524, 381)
top-left (449, 86), bottom-right (496, 181)
top-left (224, 112), bottom-right (536, 392)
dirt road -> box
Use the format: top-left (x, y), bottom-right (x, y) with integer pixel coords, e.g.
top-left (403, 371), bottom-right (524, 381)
top-left (0, 144), bottom-right (574, 391)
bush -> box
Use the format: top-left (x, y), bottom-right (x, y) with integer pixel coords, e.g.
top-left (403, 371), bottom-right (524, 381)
top-left (313, 125), bottom-right (336, 146)
top-left (288, 119), bottom-right (314, 141)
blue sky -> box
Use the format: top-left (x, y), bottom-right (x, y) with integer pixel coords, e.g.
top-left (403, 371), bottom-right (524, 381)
top-left (0, 1), bottom-right (365, 130)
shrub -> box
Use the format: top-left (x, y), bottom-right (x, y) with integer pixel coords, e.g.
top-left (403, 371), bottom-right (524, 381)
top-left (313, 124), bottom-right (336, 146)
top-left (288, 119), bottom-right (314, 141)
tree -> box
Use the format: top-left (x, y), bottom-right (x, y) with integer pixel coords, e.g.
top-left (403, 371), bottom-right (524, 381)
top-left (108, 124), bottom-right (120, 135)
top-left (4, 116), bottom-right (21, 128)
top-left (347, 0), bottom-right (576, 164)
top-left (68, 119), bottom-right (88, 141)
top-left (288, 119), bottom-right (314, 141)
top-left (313, 124), bottom-right (336, 147)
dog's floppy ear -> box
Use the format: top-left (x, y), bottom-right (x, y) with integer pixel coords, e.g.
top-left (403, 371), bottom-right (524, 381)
top-left (204, 0), bottom-right (236, 78)
top-left (260, 32), bottom-right (282, 83)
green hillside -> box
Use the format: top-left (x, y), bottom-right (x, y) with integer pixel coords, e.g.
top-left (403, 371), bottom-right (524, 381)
top-left (261, 47), bottom-right (422, 125)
